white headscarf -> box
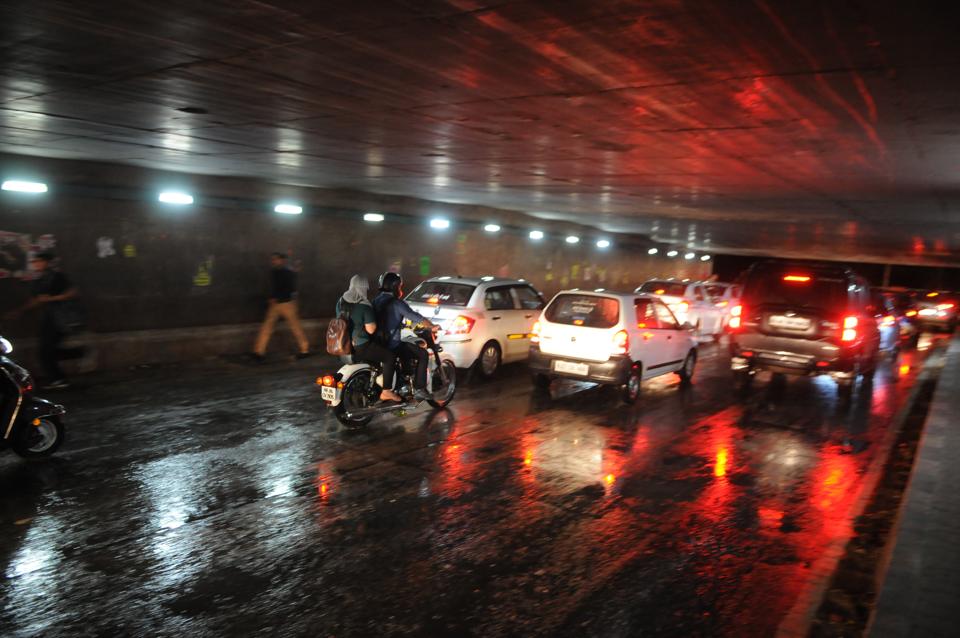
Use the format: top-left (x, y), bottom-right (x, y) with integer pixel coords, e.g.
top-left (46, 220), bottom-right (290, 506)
top-left (342, 274), bottom-right (371, 305)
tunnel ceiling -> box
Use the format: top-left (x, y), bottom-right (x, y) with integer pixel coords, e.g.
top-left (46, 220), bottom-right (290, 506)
top-left (1, 0), bottom-right (959, 264)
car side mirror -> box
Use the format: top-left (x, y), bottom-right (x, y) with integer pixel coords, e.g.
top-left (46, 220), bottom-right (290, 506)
top-left (0, 336), bottom-right (11, 355)
top-left (680, 322), bottom-right (694, 331)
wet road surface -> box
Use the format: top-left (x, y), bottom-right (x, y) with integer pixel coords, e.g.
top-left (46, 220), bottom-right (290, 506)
top-left (0, 337), bottom-right (946, 637)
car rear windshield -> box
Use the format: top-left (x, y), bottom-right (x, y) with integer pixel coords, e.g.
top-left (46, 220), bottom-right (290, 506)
top-left (545, 294), bottom-right (620, 328)
top-left (638, 281), bottom-right (686, 297)
top-left (407, 282), bottom-right (476, 307)
top-left (744, 272), bottom-right (846, 311)
top-left (705, 284), bottom-right (728, 298)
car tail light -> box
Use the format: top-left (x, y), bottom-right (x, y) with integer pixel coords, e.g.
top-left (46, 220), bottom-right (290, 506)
top-left (783, 275), bottom-right (811, 283)
top-left (841, 316), bottom-right (858, 342)
top-left (448, 315), bottom-right (475, 335)
top-left (880, 315), bottom-right (895, 327)
top-left (530, 321), bottom-right (541, 344)
top-left (729, 304), bottom-right (743, 330)
top-left (612, 329), bottom-right (629, 355)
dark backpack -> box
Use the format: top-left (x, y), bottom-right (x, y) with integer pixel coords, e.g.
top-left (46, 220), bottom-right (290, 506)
top-left (326, 301), bottom-right (353, 356)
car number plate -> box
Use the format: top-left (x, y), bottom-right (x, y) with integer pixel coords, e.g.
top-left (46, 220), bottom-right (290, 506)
top-left (554, 360), bottom-right (589, 375)
top-left (769, 315), bottom-right (811, 330)
top-left (321, 386), bottom-right (337, 401)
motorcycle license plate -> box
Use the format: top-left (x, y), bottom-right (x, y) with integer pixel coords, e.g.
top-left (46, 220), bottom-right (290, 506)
top-left (321, 386), bottom-right (337, 402)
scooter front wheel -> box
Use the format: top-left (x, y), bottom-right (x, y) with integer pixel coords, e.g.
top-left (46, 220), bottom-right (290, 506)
top-left (11, 416), bottom-right (65, 458)
top-left (335, 371), bottom-right (376, 428)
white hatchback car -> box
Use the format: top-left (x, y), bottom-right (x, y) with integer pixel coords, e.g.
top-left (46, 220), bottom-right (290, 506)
top-left (635, 279), bottom-right (724, 340)
top-left (406, 276), bottom-right (545, 377)
top-left (528, 290), bottom-right (698, 403)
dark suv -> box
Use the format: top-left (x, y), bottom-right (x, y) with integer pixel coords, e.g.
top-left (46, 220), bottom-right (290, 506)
top-left (728, 261), bottom-right (881, 393)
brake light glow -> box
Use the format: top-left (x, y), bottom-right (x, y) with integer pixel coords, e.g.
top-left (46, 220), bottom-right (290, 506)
top-left (927, 291), bottom-right (939, 297)
top-left (716, 300), bottom-right (728, 307)
top-left (426, 296), bottom-right (440, 305)
top-left (937, 303), bottom-right (955, 310)
top-left (655, 289), bottom-right (665, 295)
top-left (841, 316), bottom-right (858, 342)
top-left (678, 301), bottom-right (689, 314)
top-left (906, 309), bottom-right (917, 317)
top-left (318, 375), bottom-right (335, 387)
top-left (880, 315), bottom-right (895, 327)
top-left (783, 275), bottom-right (811, 283)
top-left (530, 321), bottom-right (541, 344)
top-left (729, 304), bottom-right (743, 330)
top-left (448, 315), bottom-right (475, 335)
top-left (612, 330), bottom-right (629, 355)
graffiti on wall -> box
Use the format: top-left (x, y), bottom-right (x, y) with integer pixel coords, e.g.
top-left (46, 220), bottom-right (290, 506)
top-left (0, 231), bottom-right (56, 280)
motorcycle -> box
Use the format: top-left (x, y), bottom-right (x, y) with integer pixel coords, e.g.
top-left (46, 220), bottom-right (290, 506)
top-left (318, 326), bottom-right (457, 427)
top-left (0, 336), bottom-right (66, 458)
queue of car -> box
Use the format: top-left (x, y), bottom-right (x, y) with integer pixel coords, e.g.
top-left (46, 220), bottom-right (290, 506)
top-left (401, 267), bottom-right (953, 406)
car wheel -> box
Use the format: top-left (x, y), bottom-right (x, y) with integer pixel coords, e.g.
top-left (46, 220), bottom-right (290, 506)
top-left (837, 378), bottom-right (854, 399)
top-left (477, 341), bottom-right (501, 379)
top-left (621, 365), bottom-right (642, 404)
top-left (677, 350), bottom-right (696, 384)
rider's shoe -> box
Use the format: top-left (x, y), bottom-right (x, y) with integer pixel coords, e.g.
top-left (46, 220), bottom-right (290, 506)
top-left (380, 389), bottom-right (403, 403)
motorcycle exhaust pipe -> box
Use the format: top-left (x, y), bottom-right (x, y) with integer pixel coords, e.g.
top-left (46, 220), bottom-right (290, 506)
top-left (344, 401), bottom-right (414, 420)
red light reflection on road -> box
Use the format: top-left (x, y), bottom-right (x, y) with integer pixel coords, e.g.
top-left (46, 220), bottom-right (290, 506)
top-left (714, 447), bottom-right (729, 477)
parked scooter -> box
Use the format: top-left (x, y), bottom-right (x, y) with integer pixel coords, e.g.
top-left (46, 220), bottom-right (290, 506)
top-left (0, 336), bottom-right (66, 458)
top-left (319, 326), bottom-right (457, 427)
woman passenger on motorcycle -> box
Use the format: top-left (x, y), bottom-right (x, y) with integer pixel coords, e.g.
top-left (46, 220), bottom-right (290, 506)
top-left (336, 275), bottom-right (402, 403)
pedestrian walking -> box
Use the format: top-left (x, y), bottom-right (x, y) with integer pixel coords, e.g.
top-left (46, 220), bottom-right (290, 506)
top-left (4, 252), bottom-right (84, 389)
top-left (251, 252), bottom-right (311, 361)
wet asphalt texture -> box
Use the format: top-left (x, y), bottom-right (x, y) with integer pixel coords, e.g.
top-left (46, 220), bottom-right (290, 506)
top-left (0, 336), bottom-right (946, 637)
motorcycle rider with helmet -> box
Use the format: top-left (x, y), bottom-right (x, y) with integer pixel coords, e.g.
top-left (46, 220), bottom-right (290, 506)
top-left (373, 272), bottom-right (437, 401)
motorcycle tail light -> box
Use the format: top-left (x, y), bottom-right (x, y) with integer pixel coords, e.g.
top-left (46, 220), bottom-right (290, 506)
top-left (448, 315), bottom-right (475, 335)
top-left (320, 375), bottom-right (335, 387)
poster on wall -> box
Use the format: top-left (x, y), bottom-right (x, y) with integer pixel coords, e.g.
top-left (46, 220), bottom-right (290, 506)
top-left (0, 231), bottom-right (57, 280)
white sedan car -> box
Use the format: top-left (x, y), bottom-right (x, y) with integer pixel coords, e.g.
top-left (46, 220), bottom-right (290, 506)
top-left (406, 276), bottom-right (545, 377)
top-left (635, 279), bottom-right (724, 340)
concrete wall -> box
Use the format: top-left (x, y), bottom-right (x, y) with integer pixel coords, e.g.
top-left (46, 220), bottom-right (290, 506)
top-left (0, 156), bottom-right (710, 367)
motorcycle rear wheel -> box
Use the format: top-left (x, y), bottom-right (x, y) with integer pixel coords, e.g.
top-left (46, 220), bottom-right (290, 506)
top-left (334, 371), bottom-right (376, 428)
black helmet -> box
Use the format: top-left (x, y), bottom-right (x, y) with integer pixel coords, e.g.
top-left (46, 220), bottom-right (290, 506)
top-left (379, 271), bottom-right (403, 296)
